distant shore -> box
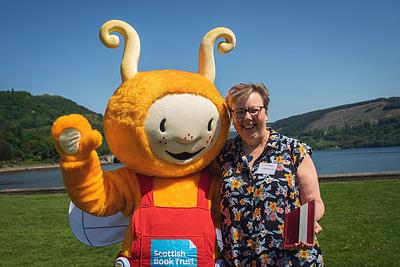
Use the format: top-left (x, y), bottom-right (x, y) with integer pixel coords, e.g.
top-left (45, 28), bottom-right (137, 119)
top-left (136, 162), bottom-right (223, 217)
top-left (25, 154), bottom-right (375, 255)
top-left (0, 161), bottom-right (114, 173)
top-left (0, 163), bottom-right (60, 173)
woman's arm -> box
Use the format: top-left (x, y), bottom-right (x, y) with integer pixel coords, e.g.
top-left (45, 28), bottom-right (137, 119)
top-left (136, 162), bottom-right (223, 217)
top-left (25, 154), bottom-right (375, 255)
top-left (296, 153), bottom-right (325, 232)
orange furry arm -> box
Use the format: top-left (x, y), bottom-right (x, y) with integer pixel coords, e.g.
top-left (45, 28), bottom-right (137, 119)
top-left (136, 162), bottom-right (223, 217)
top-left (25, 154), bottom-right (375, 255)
top-left (61, 154), bottom-right (139, 217)
top-left (52, 114), bottom-right (140, 217)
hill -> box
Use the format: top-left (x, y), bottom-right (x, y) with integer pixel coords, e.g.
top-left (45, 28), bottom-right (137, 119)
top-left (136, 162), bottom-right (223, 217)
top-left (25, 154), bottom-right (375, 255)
top-left (269, 97), bottom-right (400, 149)
top-left (1, 90), bottom-right (399, 166)
top-left (0, 90), bottom-right (109, 166)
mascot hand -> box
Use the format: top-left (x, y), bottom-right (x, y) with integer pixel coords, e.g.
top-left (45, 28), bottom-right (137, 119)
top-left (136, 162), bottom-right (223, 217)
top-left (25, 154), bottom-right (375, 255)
top-left (51, 114), bottom-right (102, 161)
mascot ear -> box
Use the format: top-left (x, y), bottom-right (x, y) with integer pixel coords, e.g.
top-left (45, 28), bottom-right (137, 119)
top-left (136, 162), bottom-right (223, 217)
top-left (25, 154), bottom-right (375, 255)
top-left (198, 27), bottom-right (236, 83)
top-left (100, 19), bottom-right (141, 82)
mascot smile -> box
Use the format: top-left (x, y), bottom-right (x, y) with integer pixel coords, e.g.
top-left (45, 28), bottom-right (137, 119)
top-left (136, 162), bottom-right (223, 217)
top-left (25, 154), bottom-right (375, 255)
top-left (51, 19), bottom-right (235, 266)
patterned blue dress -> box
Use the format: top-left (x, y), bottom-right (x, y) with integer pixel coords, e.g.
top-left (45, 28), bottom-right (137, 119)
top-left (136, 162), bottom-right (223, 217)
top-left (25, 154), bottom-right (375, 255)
top-left (217, 128), bottom-right (324, 266)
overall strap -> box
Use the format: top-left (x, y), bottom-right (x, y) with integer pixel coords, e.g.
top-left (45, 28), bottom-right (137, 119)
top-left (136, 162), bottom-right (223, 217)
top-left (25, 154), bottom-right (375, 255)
top-left (197, 170), bottom-right (212, 209)
top-left (136, 174), bottom-right (153, 207)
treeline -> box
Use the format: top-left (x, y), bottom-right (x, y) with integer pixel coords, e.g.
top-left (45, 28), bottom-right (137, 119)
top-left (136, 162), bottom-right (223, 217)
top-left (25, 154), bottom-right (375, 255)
top-left (0, 90), bottom-right (110, 167)
top-left (290, 117), bottom-right (400, 149)
top-left (270, 97), bottom-right (400, 150)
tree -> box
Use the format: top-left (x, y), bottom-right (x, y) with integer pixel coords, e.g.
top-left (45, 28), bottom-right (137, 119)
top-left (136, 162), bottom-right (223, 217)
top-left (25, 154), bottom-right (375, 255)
top-left (0, 140), bottom-right (14, 161)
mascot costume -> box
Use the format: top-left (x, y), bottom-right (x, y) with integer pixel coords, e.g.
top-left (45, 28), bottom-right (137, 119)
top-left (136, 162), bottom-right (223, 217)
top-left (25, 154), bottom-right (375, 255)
top-left (51, 19), bottom-right (235, 266)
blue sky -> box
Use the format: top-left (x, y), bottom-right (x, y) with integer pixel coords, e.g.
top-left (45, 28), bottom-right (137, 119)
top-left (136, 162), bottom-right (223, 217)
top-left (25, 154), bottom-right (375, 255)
top-left (1, 0), bottom-right (399, 122)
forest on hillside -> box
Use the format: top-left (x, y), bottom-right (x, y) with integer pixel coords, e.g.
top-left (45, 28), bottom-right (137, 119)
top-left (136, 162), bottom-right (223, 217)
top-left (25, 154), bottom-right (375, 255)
top-left (280, 117), bottom-right (400, 149)
top-left (270, 97), bottom-right (400, 149)
top-left (0, 90), bottom-right (110, 167)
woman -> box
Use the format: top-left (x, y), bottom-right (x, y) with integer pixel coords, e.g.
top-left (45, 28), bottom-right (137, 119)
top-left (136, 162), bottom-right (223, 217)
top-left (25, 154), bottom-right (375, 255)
top-left (216, 83), bottom-right (324, 266)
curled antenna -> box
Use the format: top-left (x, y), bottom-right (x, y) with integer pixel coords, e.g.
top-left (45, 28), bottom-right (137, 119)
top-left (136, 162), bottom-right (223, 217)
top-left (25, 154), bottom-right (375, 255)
top-left (198, 27), bottom-right (236, 83)
top-left (99, 20), bottom-right (140, 82)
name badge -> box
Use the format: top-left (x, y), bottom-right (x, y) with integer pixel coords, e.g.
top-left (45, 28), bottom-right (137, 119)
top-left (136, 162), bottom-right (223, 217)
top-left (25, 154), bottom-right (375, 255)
top-left (255, 162), bottom-right (277, 175)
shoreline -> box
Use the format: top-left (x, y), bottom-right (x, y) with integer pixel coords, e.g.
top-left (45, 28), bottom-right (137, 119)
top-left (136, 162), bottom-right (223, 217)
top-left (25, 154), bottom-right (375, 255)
top-left (0, 163), bottom-right (60, 173)
top-left (0, 161), bottom-right (114, 173)
top-left (318, 171), bottom-right (400, 181)
top-left (1, 162), bottom-right (400, 177)
top-left (1, 171), bottom-right (400, 195)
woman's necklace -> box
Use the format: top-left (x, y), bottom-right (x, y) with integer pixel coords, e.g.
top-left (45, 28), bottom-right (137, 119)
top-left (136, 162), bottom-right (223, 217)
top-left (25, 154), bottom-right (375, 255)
top-left (247, 143), bottom-right (264, 162)
top-left (243, 131), bottom-right (270, 167)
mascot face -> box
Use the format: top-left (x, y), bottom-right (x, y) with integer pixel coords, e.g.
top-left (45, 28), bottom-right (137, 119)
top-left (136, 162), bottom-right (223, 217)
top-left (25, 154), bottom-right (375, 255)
top-left (99, 20), bottom-right (235, 177)
top-left (104, 70), bottom-right (229, 177)
top-left (144, 93), bottom-right (221, 165)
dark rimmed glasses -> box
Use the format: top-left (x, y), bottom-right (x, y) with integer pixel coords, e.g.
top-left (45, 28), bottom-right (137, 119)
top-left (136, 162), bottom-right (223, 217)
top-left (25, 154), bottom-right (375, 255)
top-left (230, 106), bottom-right (265, 119)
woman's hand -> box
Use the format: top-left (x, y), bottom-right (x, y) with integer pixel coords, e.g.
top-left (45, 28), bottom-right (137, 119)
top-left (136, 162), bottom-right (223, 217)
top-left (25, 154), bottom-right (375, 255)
top-left (294, 241), bottom-right (313, 250)
top-left (315, 221), bottom-right (323, 234)
top-left (293, 221), bottom-right (322, 250)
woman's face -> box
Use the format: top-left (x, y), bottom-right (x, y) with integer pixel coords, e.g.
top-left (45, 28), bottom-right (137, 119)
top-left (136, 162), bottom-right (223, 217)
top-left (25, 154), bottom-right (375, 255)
top-left (231, 92), bottom-right (268, 145)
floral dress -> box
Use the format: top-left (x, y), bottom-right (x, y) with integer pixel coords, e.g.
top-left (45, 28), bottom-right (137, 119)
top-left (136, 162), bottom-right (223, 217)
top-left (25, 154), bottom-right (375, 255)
top-left (217, 129), bottom-right (324, 266)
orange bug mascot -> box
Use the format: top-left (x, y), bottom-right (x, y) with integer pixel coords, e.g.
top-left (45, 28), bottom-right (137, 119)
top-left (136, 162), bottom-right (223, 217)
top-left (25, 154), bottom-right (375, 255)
top-left (51, 20), bottom-right (235, 266)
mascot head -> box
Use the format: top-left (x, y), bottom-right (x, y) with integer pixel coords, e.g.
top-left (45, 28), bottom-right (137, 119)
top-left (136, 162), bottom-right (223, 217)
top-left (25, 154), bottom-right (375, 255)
top-left (100, 20), bottom-right (235, 177)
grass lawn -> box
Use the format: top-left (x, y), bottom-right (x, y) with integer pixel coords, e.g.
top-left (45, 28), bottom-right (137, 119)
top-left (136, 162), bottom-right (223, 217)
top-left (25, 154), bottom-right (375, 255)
top-left (1, 179), bottom-right (399, 266)
top-left (0, 194), bottom-right (119, 266)
top-left (317, 179), bottom-right (400, 266)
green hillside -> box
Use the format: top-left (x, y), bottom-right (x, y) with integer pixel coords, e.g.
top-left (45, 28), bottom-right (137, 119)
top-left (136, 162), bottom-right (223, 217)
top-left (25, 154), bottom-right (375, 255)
top-left (269, 97), bottom-right (400, 149)
top-left (1, 90), bottom-right (399, 166)
top-left (0, 90), bottom-right (109, 166)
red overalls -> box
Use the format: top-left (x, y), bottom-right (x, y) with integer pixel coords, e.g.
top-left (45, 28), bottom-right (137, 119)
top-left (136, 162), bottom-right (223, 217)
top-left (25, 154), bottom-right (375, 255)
top-left (127, 171), bottom-right (216, 267)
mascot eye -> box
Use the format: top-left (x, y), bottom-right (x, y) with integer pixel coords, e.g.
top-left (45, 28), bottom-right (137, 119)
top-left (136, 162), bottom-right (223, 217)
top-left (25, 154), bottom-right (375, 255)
top-left (160, 118), bottom-right (166, 133)
top-left (207, 119), bottom-right (213, 132)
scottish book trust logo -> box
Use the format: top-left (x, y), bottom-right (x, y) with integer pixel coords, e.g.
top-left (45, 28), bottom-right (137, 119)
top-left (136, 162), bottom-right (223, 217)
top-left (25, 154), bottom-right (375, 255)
top-left (151, 239), bottom-right (197, 266)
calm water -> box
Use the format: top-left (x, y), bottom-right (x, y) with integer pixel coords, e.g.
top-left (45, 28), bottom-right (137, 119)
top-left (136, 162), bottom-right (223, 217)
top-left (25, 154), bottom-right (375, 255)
top-left (1, 146), bottom-right (399, 190)
top-left (312, 146), bottom-right (400, 175)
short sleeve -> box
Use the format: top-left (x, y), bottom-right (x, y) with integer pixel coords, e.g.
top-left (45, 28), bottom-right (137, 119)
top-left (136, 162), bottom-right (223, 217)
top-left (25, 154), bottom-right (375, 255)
top-left (291, 139), bottom-right (312, 169)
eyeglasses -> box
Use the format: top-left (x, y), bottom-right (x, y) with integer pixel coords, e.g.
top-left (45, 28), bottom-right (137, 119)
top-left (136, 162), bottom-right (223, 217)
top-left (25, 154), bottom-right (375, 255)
top-left (230, 106), bottom-right (265, 119)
